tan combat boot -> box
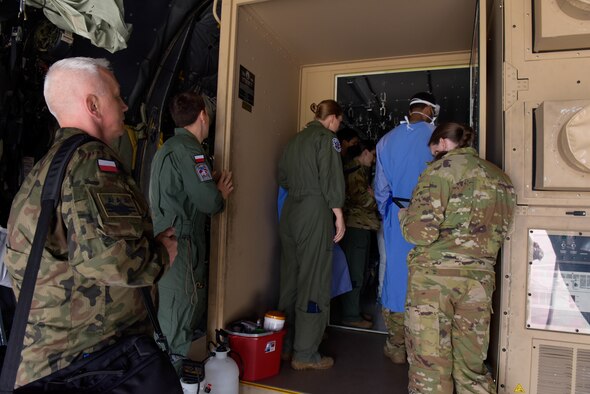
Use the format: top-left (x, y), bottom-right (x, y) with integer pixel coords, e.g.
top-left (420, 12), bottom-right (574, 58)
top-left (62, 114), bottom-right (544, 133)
top-left (291, 356), bottom-right (334, 370)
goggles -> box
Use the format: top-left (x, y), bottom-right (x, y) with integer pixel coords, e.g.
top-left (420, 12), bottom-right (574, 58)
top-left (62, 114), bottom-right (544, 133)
top-left (409, 98), bottom-right (440, 117)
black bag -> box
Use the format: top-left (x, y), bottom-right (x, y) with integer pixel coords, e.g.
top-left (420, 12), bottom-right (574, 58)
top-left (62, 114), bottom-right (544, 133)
top-left (0, 134), bottom-right (182, 393)
top-left (16, 335), bottom-right (180, 394)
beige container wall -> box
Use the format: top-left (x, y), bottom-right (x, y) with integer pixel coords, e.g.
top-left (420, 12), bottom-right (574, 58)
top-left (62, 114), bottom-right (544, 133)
top-left (498, 0), bottom-right (590, 392)
top-left (208, 1), bottom-right (300, 332)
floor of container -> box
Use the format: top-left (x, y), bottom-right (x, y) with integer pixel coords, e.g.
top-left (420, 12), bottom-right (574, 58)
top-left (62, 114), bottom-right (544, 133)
top-left (246, 326), bottom-right (408, 393)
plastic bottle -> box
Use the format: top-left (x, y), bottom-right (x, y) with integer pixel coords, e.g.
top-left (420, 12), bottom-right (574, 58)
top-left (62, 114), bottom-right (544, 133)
top-left (203, 346), bottom-right (239, 394)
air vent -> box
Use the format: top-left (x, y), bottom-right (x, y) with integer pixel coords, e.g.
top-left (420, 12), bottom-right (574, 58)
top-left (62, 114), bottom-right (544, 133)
top-left (576, 349), bottom-right (590, 394)
top-left (537, 344), bottom-right (573, 394)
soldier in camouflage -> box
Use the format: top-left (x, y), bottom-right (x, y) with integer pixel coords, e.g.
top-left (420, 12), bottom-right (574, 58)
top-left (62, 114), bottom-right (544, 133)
top-left (339, 140), bottom-right (380, 329)
top-left (399, 122), bottom-right (516, 393)
top-left (5, 57), bottom-right (177, 388)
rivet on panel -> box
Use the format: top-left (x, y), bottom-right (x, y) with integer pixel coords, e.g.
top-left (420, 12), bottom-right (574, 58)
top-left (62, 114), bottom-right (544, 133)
top-left (577, 80), bottom-right (581, 84)
top-left (513, 25), bottom-right (516, 28)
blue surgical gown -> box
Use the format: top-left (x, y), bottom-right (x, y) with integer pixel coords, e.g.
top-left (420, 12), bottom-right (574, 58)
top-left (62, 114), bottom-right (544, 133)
top-left (374, 121), bottom-right (434, 312)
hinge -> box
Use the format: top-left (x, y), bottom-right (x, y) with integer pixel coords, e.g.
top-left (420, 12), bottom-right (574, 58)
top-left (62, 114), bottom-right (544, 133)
top-left (504, 62), bottom-right (529, 111)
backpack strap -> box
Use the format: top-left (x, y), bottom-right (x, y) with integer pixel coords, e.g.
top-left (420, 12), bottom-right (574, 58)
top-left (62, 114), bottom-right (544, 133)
top-left (0, 133), bottom-right (95, 392)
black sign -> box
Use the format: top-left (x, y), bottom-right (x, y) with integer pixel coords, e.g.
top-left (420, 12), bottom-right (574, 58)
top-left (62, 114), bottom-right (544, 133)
top-left (239, 65), bottom-right (255, 110)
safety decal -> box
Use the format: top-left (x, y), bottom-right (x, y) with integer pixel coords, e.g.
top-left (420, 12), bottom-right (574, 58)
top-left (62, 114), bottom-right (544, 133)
top-left (194, 154), bottom-right (205, 163)
top-left (96, 192), bottom-right (141, 218)
top-left (264, 340), bottom-right (276, 353)
top-left (513, 383), bottom-right (525, 393)
top-left (195, 163), bottom-right (213, 182)
top-left (332, 137), bottom-right (341, 153)
top-left (97, 159), bottom-right (118, 173)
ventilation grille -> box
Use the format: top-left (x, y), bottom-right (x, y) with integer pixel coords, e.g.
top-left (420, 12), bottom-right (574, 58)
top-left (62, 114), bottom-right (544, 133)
top-left (576, 349), bottom-right (590, 394)
top-left (537, 345), bottom-right (573, 394)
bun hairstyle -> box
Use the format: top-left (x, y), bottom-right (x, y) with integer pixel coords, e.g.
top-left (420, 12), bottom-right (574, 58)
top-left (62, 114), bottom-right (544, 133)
top-left (428, 122), bottom-right (475, 159)
top-left (310, 99), bottom-right (343, 121)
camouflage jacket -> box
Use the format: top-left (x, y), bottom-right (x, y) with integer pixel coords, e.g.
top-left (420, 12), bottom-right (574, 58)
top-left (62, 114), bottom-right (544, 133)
top-left (6, 128), bottom-right (167, 387)
top-left (343, 159), bottom-right (380, 231)
top-left (400, 147), bottom-right (516, 271)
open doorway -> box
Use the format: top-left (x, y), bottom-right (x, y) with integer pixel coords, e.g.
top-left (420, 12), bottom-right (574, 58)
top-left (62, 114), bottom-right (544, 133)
top-left (330, 67), bottom-right (471, 333)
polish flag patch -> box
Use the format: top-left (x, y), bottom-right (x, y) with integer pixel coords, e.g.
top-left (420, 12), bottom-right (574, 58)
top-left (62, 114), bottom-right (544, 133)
top-left (194, 154), bottom-right (205, 163)
top-left (97, 159), bottom-right (118, 173)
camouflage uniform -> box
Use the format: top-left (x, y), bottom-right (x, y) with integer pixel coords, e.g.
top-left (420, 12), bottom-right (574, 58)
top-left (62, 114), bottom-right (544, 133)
top-left (400, 147), bottom-right (516, 394)
top-left (340, 159), bottom-right (379, 323)
top-left (149, 127), bottom-right (224, 361)
top-left (278, 120), bottom-right (344, 363)
top-left (5, 128), bottom-right (167, 388)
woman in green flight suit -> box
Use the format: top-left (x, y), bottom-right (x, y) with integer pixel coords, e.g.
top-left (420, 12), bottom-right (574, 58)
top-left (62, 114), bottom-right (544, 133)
top-left (278, 99), bottom-right (346, 370)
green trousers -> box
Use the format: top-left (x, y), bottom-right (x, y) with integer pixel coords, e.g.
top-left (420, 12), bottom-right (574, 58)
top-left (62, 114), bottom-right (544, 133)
top-left (157, 236), bottom-right (207, 359)
top-left (278, 195), bottom-right (333, 363)
top-left (340, 227), bottom-right (371, 322)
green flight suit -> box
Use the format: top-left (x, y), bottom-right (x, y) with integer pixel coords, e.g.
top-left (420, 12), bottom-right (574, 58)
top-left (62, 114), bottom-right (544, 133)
top-left (149, 128), bottom-right (223, 360)
top-left (278, 120), bottom-right (345, 363)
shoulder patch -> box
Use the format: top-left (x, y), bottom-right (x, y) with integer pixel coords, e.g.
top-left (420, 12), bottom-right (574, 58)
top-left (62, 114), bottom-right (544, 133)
top-left (97, 159), bottom-right (118, 173)
top-left (96, 192), bottom-right (141, 218)
top-left (194, 154), bottom-right (206, 163)
top-left (195, 163), bottom-right (213, 182)
top-left (332, 137), bottom-right (341, 153)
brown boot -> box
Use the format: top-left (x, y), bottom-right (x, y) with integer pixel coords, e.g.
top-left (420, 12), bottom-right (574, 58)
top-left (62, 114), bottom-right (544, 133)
top-left (342, 319), bottom-right (373, 329)
top-left (291, 356), bottom-right (334, 370)
top-left (384, 347), bottom-right (406, 364)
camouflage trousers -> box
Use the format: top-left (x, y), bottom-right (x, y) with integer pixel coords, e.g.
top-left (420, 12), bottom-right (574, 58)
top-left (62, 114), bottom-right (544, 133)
top-left (381, 308), bottom-right (405, 359)
top-left (405, 266), bottom-right (496, 394)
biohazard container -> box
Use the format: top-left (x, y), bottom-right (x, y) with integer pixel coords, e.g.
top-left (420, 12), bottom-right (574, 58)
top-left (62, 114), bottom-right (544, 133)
top-left (227, 329), bottom-right (286, 381)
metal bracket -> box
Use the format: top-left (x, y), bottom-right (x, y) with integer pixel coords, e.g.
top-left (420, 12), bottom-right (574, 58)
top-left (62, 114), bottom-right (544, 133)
top-left (504, 62), bottom-right (529, 111)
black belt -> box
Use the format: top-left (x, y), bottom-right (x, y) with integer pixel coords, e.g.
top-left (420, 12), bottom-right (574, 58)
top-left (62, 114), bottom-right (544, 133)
top-left (392, 197), bottom-right (410, 208)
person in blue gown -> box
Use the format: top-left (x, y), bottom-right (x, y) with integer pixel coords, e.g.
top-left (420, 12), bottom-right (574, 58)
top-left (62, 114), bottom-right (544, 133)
top-left (373, 91), bottom-right (439, 364)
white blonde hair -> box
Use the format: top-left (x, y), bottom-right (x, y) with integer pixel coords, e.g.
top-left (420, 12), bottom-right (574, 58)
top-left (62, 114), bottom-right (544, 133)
top-left (44, 57), bottom-right (111, 118)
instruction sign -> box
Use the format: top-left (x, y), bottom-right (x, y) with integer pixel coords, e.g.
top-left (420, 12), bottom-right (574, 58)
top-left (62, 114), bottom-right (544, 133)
top-left (239, 65), bottom-right (255, 111)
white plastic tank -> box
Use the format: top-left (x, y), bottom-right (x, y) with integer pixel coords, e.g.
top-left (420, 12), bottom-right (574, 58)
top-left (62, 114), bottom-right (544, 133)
top-left (203, 346), bottom-right (239, 394)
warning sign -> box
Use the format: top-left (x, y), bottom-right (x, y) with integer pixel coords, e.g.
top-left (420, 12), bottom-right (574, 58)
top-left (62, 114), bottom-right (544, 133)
top-left (514, 383), bottom-right (525, 393)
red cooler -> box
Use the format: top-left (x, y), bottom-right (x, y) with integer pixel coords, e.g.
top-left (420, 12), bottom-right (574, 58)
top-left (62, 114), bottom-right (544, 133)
top-left (227, 329), bottom-right (286, 381)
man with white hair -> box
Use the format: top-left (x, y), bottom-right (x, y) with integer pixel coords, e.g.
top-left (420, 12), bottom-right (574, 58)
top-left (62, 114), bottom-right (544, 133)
top-left (4, 57), bottom-right (177, 387)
